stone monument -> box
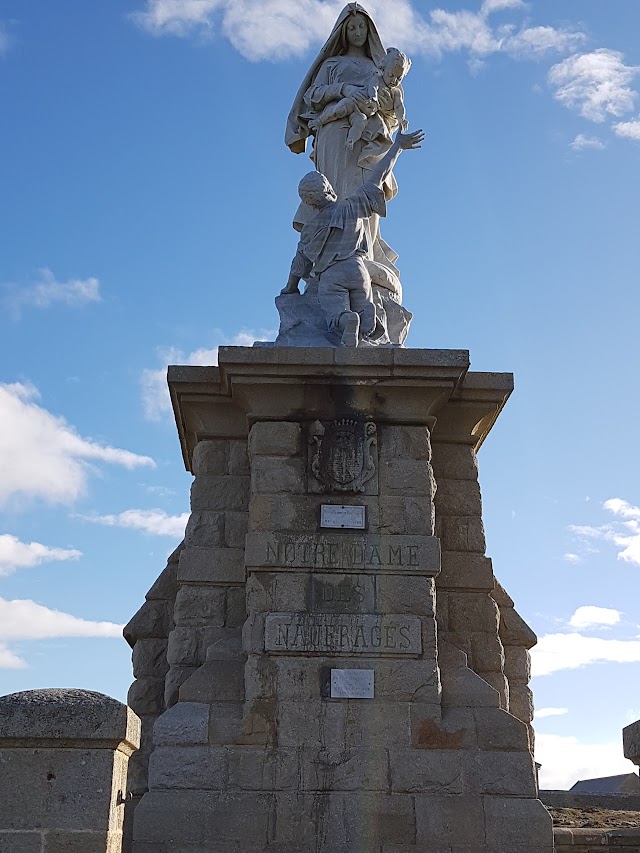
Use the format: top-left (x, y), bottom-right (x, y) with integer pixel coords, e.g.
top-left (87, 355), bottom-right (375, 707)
top-left (125, 4), bottom-right (554, 850)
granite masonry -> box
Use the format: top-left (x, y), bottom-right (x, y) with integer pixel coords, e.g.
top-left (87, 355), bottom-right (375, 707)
top-left (125, 346), bottom-right (554, 852)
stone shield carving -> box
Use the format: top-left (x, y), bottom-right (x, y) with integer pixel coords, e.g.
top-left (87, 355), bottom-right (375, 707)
top-left (309, 419), bottom-right (377, 493)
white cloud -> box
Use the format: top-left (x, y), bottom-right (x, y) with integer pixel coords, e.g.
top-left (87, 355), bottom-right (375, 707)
top-left (563, 552), bottom-right (581, 563)
top-left (614, 117), bottom-right (640, 141)
top-left (0, 597), bottom-right (124, 669)
top-left (0, 382), bottom-right (155, 507)
top-left (130, 0), bottom-right (584, 64)
top-left (568, 498), bottom-right (640, 568)
top-left (535, 733), bottom-right (635, 790)
top-left (79, 508), bottom-right (188, 537)
top-left (531, 632), bottom-right (640, 677)
top-left (0, 534), bottom-right (82, 577)
top-left (569, 605), bottom-right (622, 630)
top-left (570, 133), bottom-right (605, 151)
top-left (4, 268), bottom-right (102, 319)
top-left (535, 707), bottom-right (568, 719)
top-left (548, 49), bottom-right (639, 123)
top-left (141, 331), bottom-right (260, 421)
top-left (504, 26), bottom-right (586, 61)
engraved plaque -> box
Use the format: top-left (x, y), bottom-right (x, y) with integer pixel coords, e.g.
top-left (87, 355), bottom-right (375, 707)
top-left (331, 669), bottom-right (374, 699)
top-left (310, 574), bottom-right (375, 614)
top-left (321, 504), bottom-right (366, 530)
top-left (264, 613), bottom-right (422, 656)
top-left (245, 533), bottom-right (441, 576)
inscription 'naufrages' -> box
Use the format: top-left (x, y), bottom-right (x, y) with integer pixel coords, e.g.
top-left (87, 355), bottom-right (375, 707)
top-left (266, 539), bottom-right (418, 568)
top-left (266, 614), bottom-right (422, 655)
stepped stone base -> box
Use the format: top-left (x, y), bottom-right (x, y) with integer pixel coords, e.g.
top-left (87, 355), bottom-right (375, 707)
top-left (125, 347), bottom-right (553, 852)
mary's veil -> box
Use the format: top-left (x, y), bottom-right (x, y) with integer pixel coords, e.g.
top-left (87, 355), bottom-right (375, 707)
top-left (285, 3), bottom-right (386, 155)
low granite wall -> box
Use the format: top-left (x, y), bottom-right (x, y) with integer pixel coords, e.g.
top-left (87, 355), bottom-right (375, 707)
top-left (555, 827), bottom-right (640, 850)
top-left (0, 688), bottom-right (140, 853)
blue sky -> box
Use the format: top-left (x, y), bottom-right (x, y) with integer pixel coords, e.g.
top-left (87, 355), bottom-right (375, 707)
top-left (1, 0), bottom-right (639, 789)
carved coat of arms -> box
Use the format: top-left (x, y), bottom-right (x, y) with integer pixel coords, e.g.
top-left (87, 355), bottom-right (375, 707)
top-left (309, 419), bottom-right (377, 493)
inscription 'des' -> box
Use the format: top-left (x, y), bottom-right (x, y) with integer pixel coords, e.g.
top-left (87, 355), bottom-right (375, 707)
top-left (265, 540), bottom-right (418, 569)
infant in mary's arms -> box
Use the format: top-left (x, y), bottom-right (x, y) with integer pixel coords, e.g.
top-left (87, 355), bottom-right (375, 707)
top-left (307, 48), bottom-right (411, 149)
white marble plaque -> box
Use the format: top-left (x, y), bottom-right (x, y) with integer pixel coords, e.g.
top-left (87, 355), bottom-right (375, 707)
top-left (321, 504), bottom-right (366, 530)
top-left (330, 668), bottom-right (374, 699)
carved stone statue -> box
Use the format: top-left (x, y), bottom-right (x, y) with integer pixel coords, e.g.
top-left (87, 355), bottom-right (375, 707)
top-left (259, 3), bottom-right (423, 350)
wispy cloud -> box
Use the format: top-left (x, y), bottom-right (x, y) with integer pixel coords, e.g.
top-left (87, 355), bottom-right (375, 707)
top-left (548, 49), bottom-right (639, 123)
top-left (535, 732), bottom-right (635, 790)
top-left (78, 508), bottom-right (188, 537)
top-left (0, 534), bottom-right (81, 577)
top-left (141, 330), bottom-right (263, 421)
top-left (614, 117), bottom-right (640, 141)
top-left (569, 605), bottom-right (622, 630)
top-left (0, 597), bottom-right (123, 669)
top-left (0, 21), bottom-right (11, 57)
top-left (3, 268), bottom-right (102, 320)
top-left (570, 133), bottom-right (605, 151)
top-left (531, 632), bottom-right (640, 677)
top-left (130, 0), bottom-right (584, 64)
top-left (0, 382), bottom-right (155, 507)
top-left (535, 707), bottom-right (568, 719)
top-left (568, 498), bottom-right (640, 567)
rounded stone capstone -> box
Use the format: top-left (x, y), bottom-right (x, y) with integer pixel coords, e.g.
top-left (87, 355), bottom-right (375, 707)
top-left (0, 688), bottom-right (141, 750)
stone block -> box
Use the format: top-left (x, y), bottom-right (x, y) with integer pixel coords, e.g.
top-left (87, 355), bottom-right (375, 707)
top-left (203, 628), bottom-right (243, 660)
top-left (379, 495), bottom-right (434, 535)
top-left (190, 476), bottom-right (250, 512)
top-left (174, 587), bottom-right (226, 627)
top-left (208, 702), bottom-right (244, 745)
top-left (499, 607), bottom-right (537, 649)
top-left (0, 748), bottom-right (115, 830)
top-left (251, 456), bottom-right (305, 495)
top-left (132, 791), bottom-right (274, 845)
top-left (431, 443), bottom-right (479, 480)
top-left (164, 666), bottom-right (196, 709)
top-left (483, 795), bottom-right (553, 848)
top-left (504, 647), bottom-right (532, 683)
top-left (311, 573), bottom-right (375, 614)
top-left (390, 750), bottom-right (463, 793)
top-left (192, 440), bottom-right (229, 475)
top-left (228, 747), bottom-right (298, 791)
top-left (448, 592), bottom-right (499, 634)
top-left (178, 547), bottom-right (245, 584)
top-left (491, 580), bottom-right (514, 608)
top-left (301, 747), bottom-right (387, 791)
top-left (276, 701), bottom-right (412, 750)
top-left (438, 553), bottom-right (494, 591)
top-left (441, 665), bottom-right (501, 710)
top-left (249, 422), bottom-right (301, 457)
top-left (624, 719), bottom-right (640, 765)
top-left (184, 511), bottom-right (225, 548)
top-left (474, 708), bottom-right (530, 752)
top-left (415, 793), bottom-right (485, 846)
top-left (470, 632), bottom-right (504, 673)
top-left (228, 440), bottom-right (250, 475)
top-left (0, 833), bottom-right (42, 852)
top-left (44, 832), bottom-right (114, 853)
top-left (168, 627), bottom-right (227, 667)
top-left (376, 576), bottom-right (436, 617)
top-left (248, 495), bottom-right (300, 532)
top-left (153, 702), bottom-right (210, 746)
top-left (482, 672), bottom-right (509, 709)
top-left (509, 685), bottom-right (534, 724)
top-left (224, 511), bottom-right (248, 548)
top-left (124, 601), bottom-right (172, 642)
top-left (440, 516), bottom-right (486, 552)
top-left (412, 707), bottom-right (476, 750)
top-left (148, 746), bottom-right (227, 790)
top-left (225, 587), bottom-right (246, 628)
top-left (132, 639), bottom-right (169, 679)
top-left (146, 560), bottom-right (179, 601)
top-left (464, 751), bottom-right (537, 796)
top-left (379, 425), bottom-right (432, 461)
top-left (379, 458), bottom-right (435, 497)
top-left (178, 660), bottom-right (245, 703)
top-left (128, 678), bottom-right (166, 716)
top-left (435, 480), bottom-right (483, 517)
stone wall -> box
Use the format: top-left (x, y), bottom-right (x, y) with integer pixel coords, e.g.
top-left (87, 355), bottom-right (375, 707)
top-left (555, 827), bottom-right (640, 850)
top-left (128, 347), bottom-right (553, 852)
top-left (0, 688), bottom-right (140, 853)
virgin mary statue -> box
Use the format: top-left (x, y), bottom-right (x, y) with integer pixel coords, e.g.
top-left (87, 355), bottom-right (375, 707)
top-left (285, 3), bottom-right (401, 285)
